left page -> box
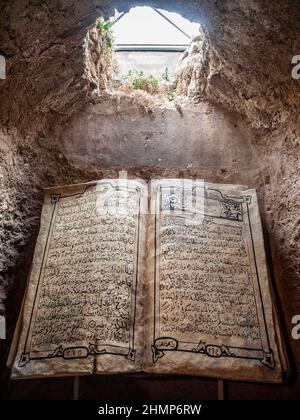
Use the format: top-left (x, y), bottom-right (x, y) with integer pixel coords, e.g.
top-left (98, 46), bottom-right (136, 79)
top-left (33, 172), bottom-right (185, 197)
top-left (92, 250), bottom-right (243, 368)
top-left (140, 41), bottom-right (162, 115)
top-left (9, 179), bottom-right (148, 379)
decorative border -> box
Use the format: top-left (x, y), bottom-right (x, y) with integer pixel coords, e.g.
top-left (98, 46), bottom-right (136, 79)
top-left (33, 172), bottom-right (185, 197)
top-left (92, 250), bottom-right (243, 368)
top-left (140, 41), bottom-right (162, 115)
top-left (152, 185), bottom-right (275, 370)
top-left (162, 184), bottom-right (251, 222)
top-left (19, 182), bottom-right (142, 367)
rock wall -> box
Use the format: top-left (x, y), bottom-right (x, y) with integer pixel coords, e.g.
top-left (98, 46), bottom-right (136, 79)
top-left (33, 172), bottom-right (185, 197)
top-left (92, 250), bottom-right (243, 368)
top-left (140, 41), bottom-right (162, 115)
top-left (176, 1), bottom-right (300, 131)
top-left (59, 99), bottom-right (254, 171)
top-left (0, 0), bottom-right (299, 399)
top-left (0, 0), bottom-right (113, 133)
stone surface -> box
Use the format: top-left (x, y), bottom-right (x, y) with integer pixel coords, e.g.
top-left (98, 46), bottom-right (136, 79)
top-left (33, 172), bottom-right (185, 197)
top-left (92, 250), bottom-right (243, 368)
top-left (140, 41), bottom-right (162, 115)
top-left (59, 99), bottom-right (253, 170)
top-left (0, 0), bottom-right (299, 399)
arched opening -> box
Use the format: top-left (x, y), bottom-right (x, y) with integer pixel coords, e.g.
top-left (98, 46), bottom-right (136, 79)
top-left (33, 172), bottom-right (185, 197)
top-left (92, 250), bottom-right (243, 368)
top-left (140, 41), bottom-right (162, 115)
top-left (94, 5), bottom-right (204, 102)
top-left (112, 6), bottom-right (200, 82)
top-left (0, 0), bottom-right (299, 401)
top-left (60, 4), bottom-right (252, 172)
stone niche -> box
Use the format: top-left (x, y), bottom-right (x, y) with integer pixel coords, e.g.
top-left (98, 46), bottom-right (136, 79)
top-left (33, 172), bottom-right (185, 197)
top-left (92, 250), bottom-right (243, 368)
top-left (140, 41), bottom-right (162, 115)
top-left (0, 0), bottom-right (300, 400)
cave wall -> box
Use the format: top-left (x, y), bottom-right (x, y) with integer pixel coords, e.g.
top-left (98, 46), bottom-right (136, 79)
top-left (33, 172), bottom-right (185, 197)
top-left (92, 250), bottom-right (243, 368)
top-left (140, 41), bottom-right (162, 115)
top-left (59, 99), bottom-right (254, 171)
top-left (0, 0), bottom-right (299, 399)
top-left (2, 0), bottom-right (299, 132)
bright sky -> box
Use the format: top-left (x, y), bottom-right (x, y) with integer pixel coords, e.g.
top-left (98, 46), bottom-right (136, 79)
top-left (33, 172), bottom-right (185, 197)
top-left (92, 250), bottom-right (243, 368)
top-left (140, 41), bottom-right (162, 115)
top-left (112, 7), bottom-right (200, 45)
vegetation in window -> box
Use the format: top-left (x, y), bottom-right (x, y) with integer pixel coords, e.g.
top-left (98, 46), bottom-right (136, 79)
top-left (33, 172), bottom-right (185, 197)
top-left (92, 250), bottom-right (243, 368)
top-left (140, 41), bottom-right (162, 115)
top-left (97, 16), bottom-right (115, 49)
top-left (162, 67), bottom-right (170, 82)
top-left (121, 69), bottom-right (176, 101)
top-left (122, 70), bottom-right (159, 94)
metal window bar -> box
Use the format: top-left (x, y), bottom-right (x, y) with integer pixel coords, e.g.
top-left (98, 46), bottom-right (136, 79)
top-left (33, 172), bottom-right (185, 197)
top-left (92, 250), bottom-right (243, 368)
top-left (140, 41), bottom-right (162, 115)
top-left (115, 44), bottom-right (188, 52)
top-left (152, 8), bottom-right (191, 41)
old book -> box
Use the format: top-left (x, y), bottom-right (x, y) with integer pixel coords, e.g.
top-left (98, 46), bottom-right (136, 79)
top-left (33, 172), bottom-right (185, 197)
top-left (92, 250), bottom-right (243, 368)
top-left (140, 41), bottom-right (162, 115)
top-left (8, 179), bottom-right (289, 383)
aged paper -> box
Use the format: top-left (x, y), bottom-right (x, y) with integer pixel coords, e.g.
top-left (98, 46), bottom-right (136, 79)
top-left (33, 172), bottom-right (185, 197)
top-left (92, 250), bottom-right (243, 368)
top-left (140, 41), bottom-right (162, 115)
top-left (9, 177), bottom-right (287, 382)
top-left (10, 179), bottom-right (148, 378)
top-left (145, 179), bottom-right (286, 383)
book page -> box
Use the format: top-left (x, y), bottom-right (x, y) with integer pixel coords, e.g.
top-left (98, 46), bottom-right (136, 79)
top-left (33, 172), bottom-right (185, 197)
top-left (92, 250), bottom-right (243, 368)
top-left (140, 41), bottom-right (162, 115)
top-left (145, 179), bottom-right (287, 383)
top-left (10, 179), bottom-right (148, 379)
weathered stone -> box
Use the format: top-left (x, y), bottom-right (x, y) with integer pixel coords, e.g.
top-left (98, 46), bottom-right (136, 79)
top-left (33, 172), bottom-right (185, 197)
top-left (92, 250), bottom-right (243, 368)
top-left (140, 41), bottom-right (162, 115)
top-left (0, 0), bottom-right (299, 399)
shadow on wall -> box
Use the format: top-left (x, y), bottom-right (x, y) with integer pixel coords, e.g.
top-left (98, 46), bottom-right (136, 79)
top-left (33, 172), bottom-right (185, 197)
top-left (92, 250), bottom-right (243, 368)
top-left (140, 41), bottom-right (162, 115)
top-left (59, 99), bottom-right (254, 171)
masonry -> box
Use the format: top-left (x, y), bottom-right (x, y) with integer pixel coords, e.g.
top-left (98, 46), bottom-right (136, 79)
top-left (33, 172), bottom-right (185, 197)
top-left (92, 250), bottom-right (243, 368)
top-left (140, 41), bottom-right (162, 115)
top-left (0, 0), bottom-right (299, 399)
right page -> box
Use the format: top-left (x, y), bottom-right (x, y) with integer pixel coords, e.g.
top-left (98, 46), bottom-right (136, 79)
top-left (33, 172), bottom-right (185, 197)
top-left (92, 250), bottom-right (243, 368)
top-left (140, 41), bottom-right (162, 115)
top-left (145, 179), bottom-right (288, 383)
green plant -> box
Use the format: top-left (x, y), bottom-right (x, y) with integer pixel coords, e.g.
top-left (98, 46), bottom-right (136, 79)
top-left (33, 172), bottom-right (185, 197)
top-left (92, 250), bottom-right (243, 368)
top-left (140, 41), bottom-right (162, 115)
top-left (123, 70), bottom-right (159, 94)
top-left (132, 70), bottom-right (145, 90)
top-left (149, 74), bottom-right (159, 90)
top-left (120, 69), bottom-right (178, 103)
top-left (166, 86), bottom-right (177, 101)
top-left (97, 16), bottom-right (114, 49)
top-left (162, 67), bottom-right (170, 82)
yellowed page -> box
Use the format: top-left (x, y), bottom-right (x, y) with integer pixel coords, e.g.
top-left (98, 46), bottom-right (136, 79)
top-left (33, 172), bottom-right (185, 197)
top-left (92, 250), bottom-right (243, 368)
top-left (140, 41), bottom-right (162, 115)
top-left (10, 179), bottom-right (148, 379)
top-left (145, 179), bottom-right (287, 383)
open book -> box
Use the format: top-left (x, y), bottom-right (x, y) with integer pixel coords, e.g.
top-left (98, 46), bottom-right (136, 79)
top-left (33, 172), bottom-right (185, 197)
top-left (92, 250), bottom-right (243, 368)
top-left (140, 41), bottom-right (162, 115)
top-left (8, 179), bottom-right (289, 383)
